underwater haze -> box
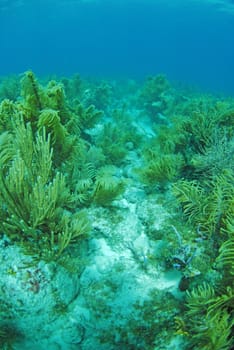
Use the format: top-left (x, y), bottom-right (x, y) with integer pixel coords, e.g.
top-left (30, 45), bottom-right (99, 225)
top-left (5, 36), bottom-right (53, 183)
top-left (1, 1), bottom-right (234, 350)
top-left (0, 0), bottom-right (234, 94)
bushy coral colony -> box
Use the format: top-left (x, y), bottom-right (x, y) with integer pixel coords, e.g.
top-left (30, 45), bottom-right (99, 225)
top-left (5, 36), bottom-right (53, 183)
top-left (0, 71), bottom-right (233, 349)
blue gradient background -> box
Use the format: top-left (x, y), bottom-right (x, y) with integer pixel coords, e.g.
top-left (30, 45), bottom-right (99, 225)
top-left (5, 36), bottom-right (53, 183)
top-left (1, 0), bottom-right (234, 93)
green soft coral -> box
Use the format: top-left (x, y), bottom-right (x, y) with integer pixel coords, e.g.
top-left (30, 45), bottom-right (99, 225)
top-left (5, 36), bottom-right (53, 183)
top-left (184, 283), bottom-right (234, 350)
top-left (0, 118), bottom-right (90, 260)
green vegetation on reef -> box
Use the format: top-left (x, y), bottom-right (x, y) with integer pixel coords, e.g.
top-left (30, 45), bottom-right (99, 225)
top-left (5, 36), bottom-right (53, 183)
top-left (159, 98), bottom-right (234, 348)
top-left (0, 71), bottom-right (234, 349)
top-left (180, 283), bottom-right (234, 350)
top-left (134, 79), bottom-right (234, 347)
top-left (0, 117), bottom-right (90, 261)
top-left (138, 74), bottom-right (173, 119)
top-left (0, 70), bottom-right (125, 262)
top-left (92, 166), bottom-right (125, 206)
top-left (0, 323), bottom-right (22, 350)
top-left (136, 151), bottom-right (184, 189)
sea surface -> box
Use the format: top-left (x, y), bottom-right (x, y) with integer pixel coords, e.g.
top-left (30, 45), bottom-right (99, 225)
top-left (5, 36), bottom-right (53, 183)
top-left (0, 0), bottom-right (234, 94)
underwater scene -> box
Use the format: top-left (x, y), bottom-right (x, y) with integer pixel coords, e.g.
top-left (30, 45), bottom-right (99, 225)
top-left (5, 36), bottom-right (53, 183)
top-left (0, 0), bottom-right (234, 349)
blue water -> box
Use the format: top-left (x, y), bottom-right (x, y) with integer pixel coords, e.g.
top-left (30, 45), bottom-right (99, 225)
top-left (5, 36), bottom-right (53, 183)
top-left (0, 0), bottom-right (234, 94)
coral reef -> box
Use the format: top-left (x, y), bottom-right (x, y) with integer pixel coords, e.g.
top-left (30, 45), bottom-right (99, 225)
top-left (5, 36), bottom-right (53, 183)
top-left (0, 71), bottom-right (233, 349)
